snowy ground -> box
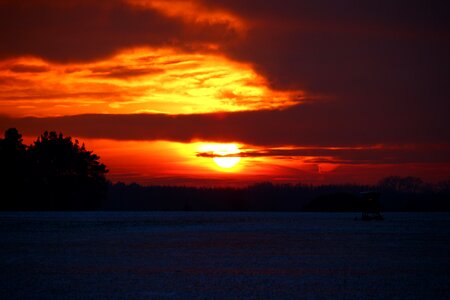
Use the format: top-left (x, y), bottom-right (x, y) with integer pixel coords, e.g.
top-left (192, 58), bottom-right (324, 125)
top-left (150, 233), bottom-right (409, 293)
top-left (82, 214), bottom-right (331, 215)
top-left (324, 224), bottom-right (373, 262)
top-left (0, 212), bottom-right (449, 299)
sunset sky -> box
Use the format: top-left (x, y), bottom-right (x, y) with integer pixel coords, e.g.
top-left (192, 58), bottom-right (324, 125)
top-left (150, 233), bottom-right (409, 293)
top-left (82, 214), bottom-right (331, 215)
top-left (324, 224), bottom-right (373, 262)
top-left (1, 0), bottom-right (449, 186)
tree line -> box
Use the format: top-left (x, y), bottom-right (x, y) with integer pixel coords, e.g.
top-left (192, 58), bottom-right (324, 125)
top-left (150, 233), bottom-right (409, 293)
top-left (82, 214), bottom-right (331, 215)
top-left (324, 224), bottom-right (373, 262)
top-left (1, 128), bottom-right (449, 211)
top-left (106, 179), bottom-right (450, 212)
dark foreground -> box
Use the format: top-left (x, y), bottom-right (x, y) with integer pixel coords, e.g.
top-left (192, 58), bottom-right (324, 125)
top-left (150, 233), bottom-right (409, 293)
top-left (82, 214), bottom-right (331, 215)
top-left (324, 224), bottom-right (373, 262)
top-left (1, 212), bottom-right (449, 299)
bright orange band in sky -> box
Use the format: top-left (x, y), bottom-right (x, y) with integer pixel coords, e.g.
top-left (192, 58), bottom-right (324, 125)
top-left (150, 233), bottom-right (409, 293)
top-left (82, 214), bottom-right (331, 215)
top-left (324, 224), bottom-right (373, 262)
top-left (0, 48), bottom-right (301, 117)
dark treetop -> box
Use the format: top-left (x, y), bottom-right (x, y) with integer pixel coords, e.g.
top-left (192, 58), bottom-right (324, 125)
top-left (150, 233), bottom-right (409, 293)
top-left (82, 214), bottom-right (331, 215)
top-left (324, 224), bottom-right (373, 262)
top-left (0, 128), bottom-right (108, 210)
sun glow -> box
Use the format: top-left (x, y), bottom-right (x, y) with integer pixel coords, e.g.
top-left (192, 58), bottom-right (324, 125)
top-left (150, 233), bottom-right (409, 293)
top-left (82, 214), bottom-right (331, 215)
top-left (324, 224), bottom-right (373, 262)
top-left (198, 143), bottom-right (242, 170)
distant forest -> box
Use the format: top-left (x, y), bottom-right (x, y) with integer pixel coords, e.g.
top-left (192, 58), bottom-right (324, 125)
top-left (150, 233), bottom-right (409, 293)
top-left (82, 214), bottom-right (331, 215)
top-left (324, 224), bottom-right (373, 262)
top-left (107, 179), bottom-right (450, 212)
top-left (1, 128), bottom-right (449, 211)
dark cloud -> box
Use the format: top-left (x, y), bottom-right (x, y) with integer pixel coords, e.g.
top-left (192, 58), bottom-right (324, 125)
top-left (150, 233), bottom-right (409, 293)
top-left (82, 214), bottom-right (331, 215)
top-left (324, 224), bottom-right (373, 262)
top-left (211, 0), bottom-right (450, 155)
top-left (0, 0), bottom-right (237, 62)
top-left (217, 0), bottom-right (450, 98)
top-left (205, 1), bottom-right (450, 33)
top-left (196, 146), bottom-right (450, 164)
top-left (0, 104), bottom-right (448, 147)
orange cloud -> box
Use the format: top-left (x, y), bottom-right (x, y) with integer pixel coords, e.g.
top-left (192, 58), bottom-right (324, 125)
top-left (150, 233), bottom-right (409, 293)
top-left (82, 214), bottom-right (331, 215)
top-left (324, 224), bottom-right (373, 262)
top-left (126, 0), bottom-right (246, 33)
top-left (0, 48), bottom-right (302, 117)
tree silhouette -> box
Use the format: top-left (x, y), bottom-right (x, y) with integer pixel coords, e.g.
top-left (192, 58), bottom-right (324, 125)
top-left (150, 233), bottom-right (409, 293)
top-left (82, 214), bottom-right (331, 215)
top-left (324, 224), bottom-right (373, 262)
top-left (0, 128), bottom-right (108, 210)
top-left (0, 128), bottom-right (25, 152)
top-left (0, 128), bottom-right (27, 209)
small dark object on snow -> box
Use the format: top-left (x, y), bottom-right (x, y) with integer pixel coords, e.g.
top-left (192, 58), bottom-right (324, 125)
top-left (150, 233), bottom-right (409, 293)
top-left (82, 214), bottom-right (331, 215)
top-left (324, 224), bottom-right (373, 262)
top-left (359, 191), bottom-right (384, 221)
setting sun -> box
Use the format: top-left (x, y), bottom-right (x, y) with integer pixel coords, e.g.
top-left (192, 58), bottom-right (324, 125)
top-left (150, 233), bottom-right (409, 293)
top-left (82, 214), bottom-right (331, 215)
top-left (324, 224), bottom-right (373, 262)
top-left (214, 156), bottom-right (241, 169)
top-left (198, 143), bottom-right (241, 170)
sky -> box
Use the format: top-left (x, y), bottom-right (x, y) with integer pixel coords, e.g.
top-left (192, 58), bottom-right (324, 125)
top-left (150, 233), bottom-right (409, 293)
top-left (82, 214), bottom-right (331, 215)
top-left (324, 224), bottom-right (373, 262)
top-left (0, 0), bottom-right (449, 186)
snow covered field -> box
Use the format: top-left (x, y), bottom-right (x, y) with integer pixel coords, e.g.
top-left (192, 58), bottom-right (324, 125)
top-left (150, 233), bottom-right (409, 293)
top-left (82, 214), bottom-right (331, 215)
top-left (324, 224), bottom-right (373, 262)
top-left (1, 212), bottom-right (449, 299)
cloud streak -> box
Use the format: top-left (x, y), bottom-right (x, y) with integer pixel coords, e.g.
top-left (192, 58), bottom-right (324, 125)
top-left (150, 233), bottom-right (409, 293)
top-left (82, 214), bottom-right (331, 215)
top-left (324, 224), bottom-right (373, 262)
top-left (196, 146), bottom-right (450, 165)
